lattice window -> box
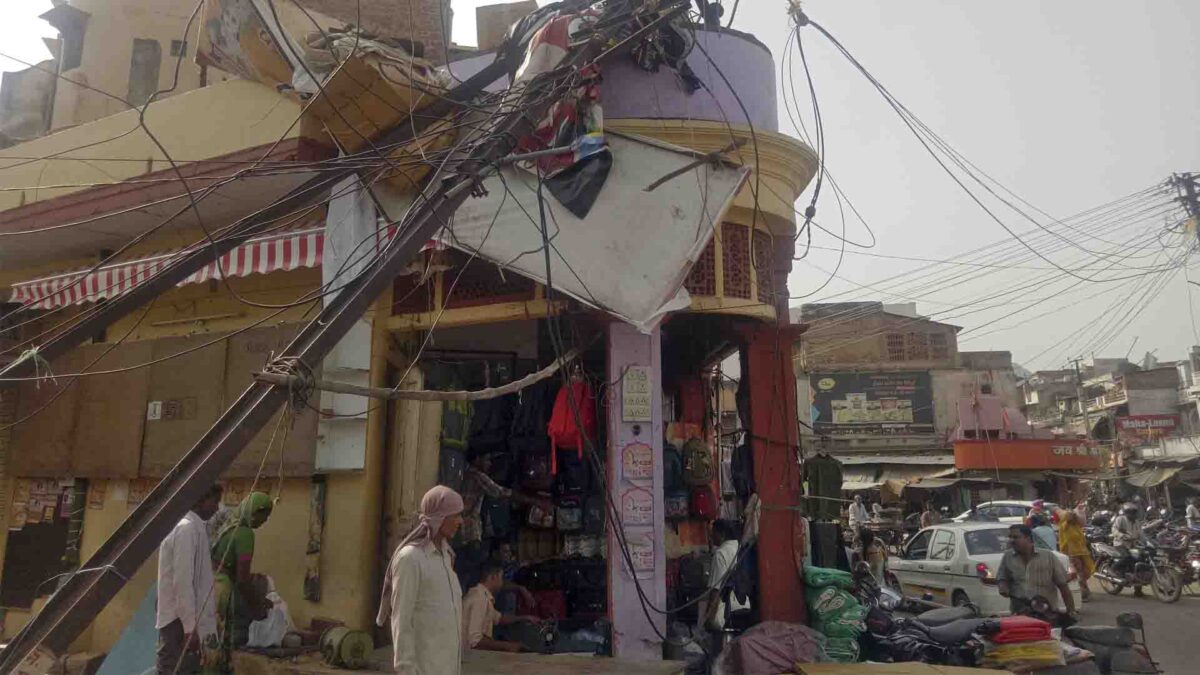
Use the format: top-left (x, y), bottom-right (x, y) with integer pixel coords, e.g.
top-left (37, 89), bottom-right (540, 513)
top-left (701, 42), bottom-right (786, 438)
top-left (685, 239), bottom-right (717, 296)
top-left (905, 332), bottom-right (930, 361)
top-left (443, 252), bottom-right (535, 309)
top-left (886, 333), bottom-right (905, 361)
top-left (752, 229), bottom-right (773, 304)
top-left (722, 223), bottom-right (751, 299)
top-left (930, 332), bottom-right (950, 360)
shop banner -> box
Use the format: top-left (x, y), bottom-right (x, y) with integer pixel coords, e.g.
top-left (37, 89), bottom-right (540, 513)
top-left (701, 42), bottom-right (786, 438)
top-left (954, 439), bottom-right (1101, 470)
top-left (1116, 414), bottom-right (1178, 443)
top-left (809, 371), bottom-right (934, 436)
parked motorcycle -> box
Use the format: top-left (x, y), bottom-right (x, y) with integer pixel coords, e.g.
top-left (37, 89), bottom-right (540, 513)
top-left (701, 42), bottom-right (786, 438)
top-left (1091, 526), bottom-right (1183, 603)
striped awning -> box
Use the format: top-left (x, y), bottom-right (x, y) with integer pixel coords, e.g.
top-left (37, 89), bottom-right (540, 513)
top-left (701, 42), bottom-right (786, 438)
top-left (10, 225), bottom-right (325, 310)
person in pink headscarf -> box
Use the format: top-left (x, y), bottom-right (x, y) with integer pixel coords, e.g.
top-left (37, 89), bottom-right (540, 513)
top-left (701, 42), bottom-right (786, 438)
top-left (377, 486), bottom-right (466, 674)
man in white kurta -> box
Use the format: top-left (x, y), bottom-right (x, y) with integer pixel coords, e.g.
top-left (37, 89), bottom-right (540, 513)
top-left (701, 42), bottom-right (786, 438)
top-left (156, 485), bottom-right (221, 674)
top-left (384, 538), bottom-right (464, 674)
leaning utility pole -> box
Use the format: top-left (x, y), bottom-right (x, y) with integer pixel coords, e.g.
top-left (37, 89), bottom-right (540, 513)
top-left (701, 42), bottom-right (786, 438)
top-left (1071, 357), bottom-right (1093, 438)
top-left (1174, 172), bottom-right (1200, 241)
top-left (0, 4), bottom-right (682, 665)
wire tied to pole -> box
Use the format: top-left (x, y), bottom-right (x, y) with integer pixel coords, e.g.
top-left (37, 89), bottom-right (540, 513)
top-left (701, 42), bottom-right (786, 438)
top-left (262, 355), bottom-right (317, 412)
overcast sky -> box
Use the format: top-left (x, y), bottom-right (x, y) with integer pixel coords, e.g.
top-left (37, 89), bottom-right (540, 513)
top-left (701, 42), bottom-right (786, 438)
top-left (3, 1), bottom-right (1199, 371)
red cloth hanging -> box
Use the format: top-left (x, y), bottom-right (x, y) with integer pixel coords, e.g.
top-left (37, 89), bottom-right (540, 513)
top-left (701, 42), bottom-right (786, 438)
top-left (547, 381), bottom-right (597, 474)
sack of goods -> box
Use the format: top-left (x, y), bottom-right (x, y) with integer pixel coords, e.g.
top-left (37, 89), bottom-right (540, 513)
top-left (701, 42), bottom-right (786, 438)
top-left (803, 565), bottom-right (855, 591)
top-left (805, 584), bottom-right (866, 663)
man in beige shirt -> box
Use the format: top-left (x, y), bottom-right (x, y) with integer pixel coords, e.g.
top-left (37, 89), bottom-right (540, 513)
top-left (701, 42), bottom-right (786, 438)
top-left (462, 561), bottom-right (540, 653)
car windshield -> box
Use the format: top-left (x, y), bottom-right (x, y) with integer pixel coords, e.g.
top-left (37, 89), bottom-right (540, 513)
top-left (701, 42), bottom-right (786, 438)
top-left (964, 528), bottom-right (1010, 555)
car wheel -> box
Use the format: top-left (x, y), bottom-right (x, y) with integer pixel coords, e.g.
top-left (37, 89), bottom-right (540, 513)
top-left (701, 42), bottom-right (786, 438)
top-left (951, 590), bottom-right (970, 607)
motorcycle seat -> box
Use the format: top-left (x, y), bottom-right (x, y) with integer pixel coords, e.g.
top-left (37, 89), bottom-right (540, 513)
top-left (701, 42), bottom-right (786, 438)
top-left (1064, 625), bottom-right (1134, 647)
top-left (913, 605), bottom-right (976, 627)
top-left (1093, 543), bottom-right (1123, 558)
top-left (915, 617), bottom-right (990, 644)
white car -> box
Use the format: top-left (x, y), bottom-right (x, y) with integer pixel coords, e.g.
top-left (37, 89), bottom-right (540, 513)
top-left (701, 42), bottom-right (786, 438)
top-left (886, 522), bottom-right (1081, 617)
top-left (952, 500), bottom-right (1060, 524)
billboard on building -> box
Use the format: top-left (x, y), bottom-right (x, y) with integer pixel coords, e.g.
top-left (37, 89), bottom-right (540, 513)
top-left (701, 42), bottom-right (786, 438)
top-left (809, 371), bottom-right (934, 435)
top-left (1116, 414), bottom-right (1179, 443)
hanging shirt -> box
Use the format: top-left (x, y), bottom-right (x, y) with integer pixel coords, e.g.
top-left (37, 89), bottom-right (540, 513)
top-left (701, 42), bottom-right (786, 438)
top-left (697, 539), bottom-right (749, 631)
top-left (383, 540), bottom-right (463, 675)
top-left (461, 584), bottom-right (502, 648)
top-left (156, 510), bottom-right (218, 642)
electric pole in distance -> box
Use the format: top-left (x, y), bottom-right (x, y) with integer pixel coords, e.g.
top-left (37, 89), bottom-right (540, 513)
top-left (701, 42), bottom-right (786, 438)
top-left (1173, 173), bottom-right (1200, 243)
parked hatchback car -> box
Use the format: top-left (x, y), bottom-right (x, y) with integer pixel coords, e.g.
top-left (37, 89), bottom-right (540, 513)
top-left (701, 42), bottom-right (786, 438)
top-left (886, 522), bottom-right (1080, 616)
top-left (952, 500), bottom-right (1060, 524)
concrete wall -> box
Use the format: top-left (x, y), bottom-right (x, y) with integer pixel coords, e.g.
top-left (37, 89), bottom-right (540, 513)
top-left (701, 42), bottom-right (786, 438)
top-left (49, 0), bottom-right (232, 131)
top-left (475, 1), bottom-right (538, 51)
top-left (0, 63), bottom-right (56, 145)
top-left (799, 313), bottom-right (958, 372)
top-left (299, 0), bottom-right (451, 62)
top-left (1126, 388), bottom-right (1180, 417)
top-left (931, 368), bottom-right (1020, 435)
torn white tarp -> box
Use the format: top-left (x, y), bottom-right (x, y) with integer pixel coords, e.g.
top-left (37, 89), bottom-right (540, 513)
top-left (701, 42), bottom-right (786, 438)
top-left (376, 132), bottom-right (750, 332)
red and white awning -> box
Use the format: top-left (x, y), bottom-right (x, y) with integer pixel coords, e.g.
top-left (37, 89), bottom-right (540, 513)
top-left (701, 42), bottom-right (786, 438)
top-left (10, 226), bottom-right (325, 310)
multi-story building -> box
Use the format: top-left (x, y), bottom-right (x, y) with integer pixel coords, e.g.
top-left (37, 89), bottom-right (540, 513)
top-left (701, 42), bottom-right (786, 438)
top-left (0, 1), bottom-right (818, 666)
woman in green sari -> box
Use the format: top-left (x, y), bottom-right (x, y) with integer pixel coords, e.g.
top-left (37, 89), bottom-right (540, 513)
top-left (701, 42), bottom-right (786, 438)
top-left (212, 492), bottom-right (274, 664)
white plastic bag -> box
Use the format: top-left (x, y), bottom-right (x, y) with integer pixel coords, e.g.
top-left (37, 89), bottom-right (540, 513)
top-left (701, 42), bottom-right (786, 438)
top-left (246, 577), bottom-right (294, 648)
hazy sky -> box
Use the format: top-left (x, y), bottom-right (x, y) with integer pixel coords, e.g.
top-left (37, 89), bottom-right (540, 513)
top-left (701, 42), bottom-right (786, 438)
top-left (3, 1), bottom-right (1199, 371)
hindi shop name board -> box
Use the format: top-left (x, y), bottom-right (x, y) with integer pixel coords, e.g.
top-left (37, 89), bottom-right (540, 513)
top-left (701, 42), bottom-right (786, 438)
top-left (954, 439), bottom-right (1101, 471)
top-left (622, 365), bottom-right (653, 422)
top-left (809, 371), bottom-right (934, 436)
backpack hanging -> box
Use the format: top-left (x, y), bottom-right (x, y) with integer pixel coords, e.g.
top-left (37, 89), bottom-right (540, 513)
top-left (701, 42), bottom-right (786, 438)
top-left (583, 494), bottom-right (606, 535)
top-left (663, 444), bottom-right (685, 491)
top-left (665, 489), bottom-right (690, 521)
top-left (547, 380), bottom-right (597, 473)
top-left (682, 438), bottom-right (714, 486)
top-left (690, 485), bottom-right (717, 520)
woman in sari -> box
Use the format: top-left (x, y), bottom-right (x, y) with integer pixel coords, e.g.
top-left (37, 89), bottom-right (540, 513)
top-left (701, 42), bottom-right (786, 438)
top-left (1058, 508), bottom-right (1094, 602)
top-left (212, 492), bottom-right (274, 664)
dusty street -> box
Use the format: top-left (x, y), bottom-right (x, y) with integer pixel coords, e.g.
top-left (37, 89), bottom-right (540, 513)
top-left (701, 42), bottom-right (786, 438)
top-left (1077, 586), bottom-right (1200, 674)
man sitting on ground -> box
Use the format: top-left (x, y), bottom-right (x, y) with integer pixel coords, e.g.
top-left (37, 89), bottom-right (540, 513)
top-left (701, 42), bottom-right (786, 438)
top-left (462, 561), bottom-right (541, 653)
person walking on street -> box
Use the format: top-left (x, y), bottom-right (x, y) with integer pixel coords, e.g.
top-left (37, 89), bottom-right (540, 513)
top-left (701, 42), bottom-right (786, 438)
top-left (1030, 513), bottom-right (1058, 551)
top-left (1057, 508), bottom-right (1094, 602)
top-left (156, 484), bottom-right (222, 674)
top-left (378, 485), bottom-right (466, 675)
top-left (848, 494), bottom-right (870, 536)
top-left (212, 491), bottom-right (275, 662)
top-left (997, 524), bottom-right (1077, 618)
top-left (920, 502), bottom-right (940, 529)
top-left (1186, 497), bottom-right (1200, 530)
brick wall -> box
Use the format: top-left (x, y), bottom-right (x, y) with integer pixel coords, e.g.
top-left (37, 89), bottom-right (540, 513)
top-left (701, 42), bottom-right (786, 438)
top-left (297, 0), bottom-right (452, 62)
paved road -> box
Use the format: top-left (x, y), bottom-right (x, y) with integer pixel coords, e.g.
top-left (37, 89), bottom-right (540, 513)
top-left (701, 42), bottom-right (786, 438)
top-left (1078, 585), bottom-right (1200, 674)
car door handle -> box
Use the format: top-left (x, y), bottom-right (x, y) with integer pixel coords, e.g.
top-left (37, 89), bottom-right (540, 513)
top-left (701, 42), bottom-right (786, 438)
top-left (916, 564), bottom-right (925, 570)
top-left (941, 565), bottom-right (951, 571)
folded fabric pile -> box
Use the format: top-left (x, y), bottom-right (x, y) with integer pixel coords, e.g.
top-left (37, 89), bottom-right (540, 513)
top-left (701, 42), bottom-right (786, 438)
top-left (989, 615), bottom-right (1053, 644)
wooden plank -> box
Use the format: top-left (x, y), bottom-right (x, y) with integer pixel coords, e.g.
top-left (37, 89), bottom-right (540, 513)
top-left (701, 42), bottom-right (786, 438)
top-left (223, 325), bottom-right (317, 478)
top-left (71, 341), bottom-right (153, 478)
top-left (139, 334), bottom-right (228, 477)
top-left (9, 350), bottom-right (83, 476)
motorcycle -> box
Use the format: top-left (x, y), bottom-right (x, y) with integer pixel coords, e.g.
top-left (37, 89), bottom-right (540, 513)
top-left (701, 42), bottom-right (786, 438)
top-left (854, 563), bottom-right (989, 667)
top-left (1092, 523), bottom-right (1183, 603)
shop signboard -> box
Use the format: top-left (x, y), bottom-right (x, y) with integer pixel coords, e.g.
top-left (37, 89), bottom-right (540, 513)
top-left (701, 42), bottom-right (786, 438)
top-left (1116, 414), bottom-right (1178, 443)
top-left (954, 439), bottom-right (1101, 470)
top-left (809, 371), bottom-right (934, 435)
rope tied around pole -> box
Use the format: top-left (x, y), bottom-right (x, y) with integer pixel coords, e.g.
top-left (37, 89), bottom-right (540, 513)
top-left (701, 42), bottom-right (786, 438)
top-left (262, 355), bottom-right (317, 412)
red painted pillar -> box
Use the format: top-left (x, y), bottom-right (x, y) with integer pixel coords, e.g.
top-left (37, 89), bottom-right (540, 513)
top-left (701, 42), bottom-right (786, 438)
top-left (740, 323), bottom-right (806, 623)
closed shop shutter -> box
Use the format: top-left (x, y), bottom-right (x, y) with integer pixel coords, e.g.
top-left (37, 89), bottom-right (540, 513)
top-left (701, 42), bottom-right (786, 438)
top-left (71, 341), bottom-right (152, 478)
top-left (222, 324), bottom-right (317, 478)
top-left (140, 334), bottom-right (228, 477)
top-left (9, 351), bottom-right (83, 476)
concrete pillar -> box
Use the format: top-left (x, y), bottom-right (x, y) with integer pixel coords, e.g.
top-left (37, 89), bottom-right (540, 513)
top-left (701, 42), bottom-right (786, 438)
top-left (741, 324), bottom-right (806, 623)
top-left (606, 323), bottom-right (666, 658)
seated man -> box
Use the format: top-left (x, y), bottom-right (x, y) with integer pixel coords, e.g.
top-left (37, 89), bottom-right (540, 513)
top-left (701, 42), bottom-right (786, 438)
top-left (462, 561), bottom-right (540, 653)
